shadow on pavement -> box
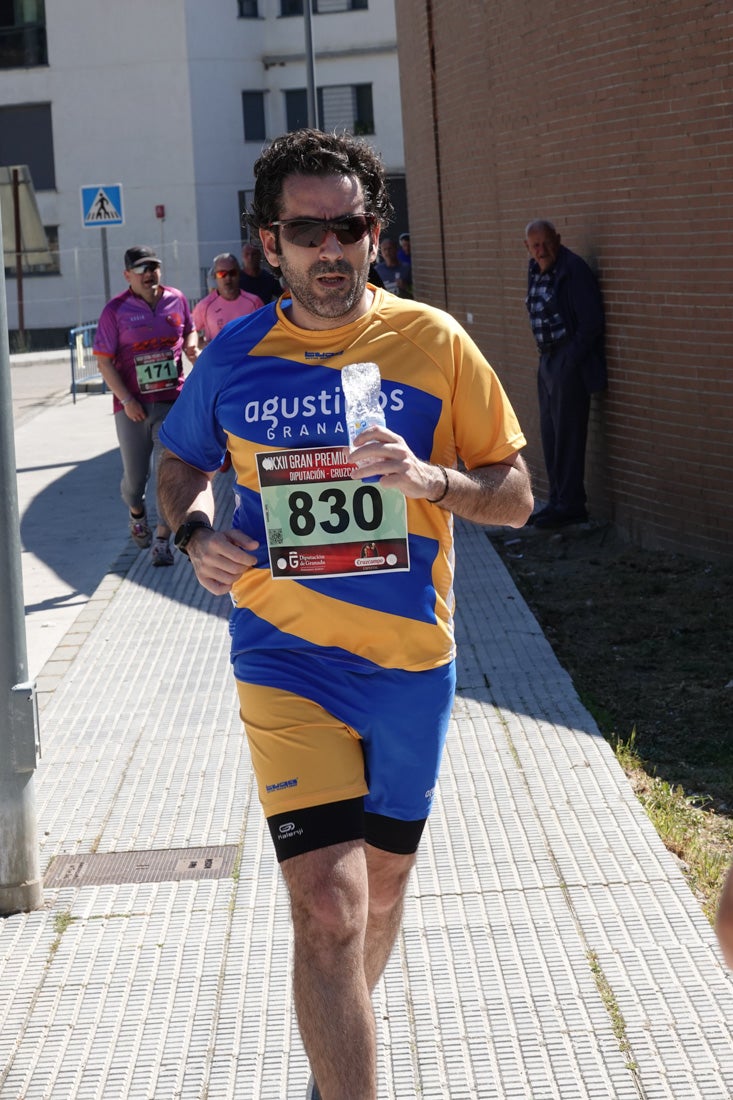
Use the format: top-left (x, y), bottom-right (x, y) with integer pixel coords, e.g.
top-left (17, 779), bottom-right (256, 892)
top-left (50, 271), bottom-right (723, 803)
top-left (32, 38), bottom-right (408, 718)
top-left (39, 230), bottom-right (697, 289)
top-left (20, 449), bottom-right (235, 618)
top-left (20, 446), bottom-right (126, 596)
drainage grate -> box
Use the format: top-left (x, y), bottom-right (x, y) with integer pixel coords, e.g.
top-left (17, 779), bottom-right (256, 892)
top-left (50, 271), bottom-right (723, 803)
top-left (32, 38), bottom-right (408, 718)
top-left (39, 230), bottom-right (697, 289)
top-left (44, 845), bottom-right (239, 888)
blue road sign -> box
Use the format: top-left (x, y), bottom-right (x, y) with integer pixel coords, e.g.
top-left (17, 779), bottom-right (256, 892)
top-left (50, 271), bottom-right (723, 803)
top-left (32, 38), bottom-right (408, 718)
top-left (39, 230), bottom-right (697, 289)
top-left (81, 184), bottom-right (124, 227)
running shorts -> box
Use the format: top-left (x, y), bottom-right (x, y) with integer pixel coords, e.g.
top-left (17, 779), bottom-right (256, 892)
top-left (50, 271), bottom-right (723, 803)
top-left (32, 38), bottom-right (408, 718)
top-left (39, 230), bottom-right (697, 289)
top-left (235, 653), bottom-right (456, 862)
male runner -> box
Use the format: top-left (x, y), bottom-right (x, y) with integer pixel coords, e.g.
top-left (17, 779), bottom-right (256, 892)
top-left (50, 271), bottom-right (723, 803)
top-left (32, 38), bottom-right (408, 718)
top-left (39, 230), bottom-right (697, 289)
top-left (158, 128), bottom-right (533, 1100)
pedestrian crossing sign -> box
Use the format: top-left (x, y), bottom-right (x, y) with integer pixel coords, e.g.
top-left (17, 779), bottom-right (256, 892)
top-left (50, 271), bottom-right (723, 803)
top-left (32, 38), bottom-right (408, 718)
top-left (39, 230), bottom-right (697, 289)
top-left (81, 184), bottom-right (124, 227)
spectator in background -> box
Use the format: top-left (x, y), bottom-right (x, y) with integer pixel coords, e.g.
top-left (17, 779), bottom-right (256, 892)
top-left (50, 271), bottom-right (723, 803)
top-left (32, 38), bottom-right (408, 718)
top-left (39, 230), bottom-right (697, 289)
top-left (375, 236), bottom-right (412, 298)
top-left (397, 233), bottom-right (413, 297)
top-left (524, 218), bottom-right (606, 528)
top-left (368, 261), bottom-right (384, 288)
top-left (193, 253), bottom-right (263, 346)
top-left (240, 241), bottom-right (281, 303)
top-left (93, 245), bottom-right (198, 567)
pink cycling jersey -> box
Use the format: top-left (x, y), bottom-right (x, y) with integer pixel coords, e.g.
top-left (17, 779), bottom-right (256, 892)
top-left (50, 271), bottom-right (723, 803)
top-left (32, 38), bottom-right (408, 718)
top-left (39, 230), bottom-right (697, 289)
top-left (93, 285), bottom-right (194, 413)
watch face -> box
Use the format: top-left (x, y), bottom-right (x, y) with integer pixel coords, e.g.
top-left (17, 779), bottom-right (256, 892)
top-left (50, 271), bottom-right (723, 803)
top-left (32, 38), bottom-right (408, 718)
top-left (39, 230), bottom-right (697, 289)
top-left (175, 521), bottom-right (210, 549)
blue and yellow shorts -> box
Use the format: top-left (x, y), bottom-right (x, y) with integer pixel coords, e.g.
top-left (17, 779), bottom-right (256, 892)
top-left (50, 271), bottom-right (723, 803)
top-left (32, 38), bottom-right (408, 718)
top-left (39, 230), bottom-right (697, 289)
top-left (235, 651), bottom-right (456, 862)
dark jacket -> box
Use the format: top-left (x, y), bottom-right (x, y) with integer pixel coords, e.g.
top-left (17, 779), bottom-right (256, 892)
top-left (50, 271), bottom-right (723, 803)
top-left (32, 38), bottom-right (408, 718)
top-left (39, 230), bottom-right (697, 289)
top-left (527, 244), bottom-right (607, 394)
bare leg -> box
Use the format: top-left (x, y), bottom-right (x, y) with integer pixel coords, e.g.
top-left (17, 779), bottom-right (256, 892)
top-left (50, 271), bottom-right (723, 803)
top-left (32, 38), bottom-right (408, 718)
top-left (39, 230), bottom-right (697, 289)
top-left (283, 840), bottom-right (375, 1100)
top-left (281, 841), bottom-right (416, 1100)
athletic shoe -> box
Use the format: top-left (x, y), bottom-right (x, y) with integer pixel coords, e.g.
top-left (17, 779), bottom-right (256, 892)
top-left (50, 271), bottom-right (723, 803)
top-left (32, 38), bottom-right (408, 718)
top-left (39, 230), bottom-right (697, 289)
top-left (533, 507), bottom-right (588, 530)
top-left (525, 503), bottom-right (553, 527)
top-left (151, 537), bottom-right (174, 567)
top-left (129, 513), bottom-right (152, 548)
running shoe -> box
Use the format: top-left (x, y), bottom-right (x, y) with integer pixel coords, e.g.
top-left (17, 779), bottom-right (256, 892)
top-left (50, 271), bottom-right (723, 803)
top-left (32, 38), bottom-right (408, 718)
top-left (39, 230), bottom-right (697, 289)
top-left (151, 537), bottom-right (174, 567)
top-left (129, 513), bottom-right (152, 549)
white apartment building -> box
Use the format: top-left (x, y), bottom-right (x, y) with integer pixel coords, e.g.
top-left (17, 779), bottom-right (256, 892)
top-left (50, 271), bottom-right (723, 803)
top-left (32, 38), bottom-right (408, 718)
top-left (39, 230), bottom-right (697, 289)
top-left (0, 0), bottom-right (406, 345)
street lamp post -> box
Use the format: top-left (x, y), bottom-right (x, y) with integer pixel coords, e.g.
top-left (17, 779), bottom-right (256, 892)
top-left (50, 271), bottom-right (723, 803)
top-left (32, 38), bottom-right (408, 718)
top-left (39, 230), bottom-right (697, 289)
top-left (304, 0), bottom-right (319, 128)
top-left (0, 192), bottom-right (43, 916)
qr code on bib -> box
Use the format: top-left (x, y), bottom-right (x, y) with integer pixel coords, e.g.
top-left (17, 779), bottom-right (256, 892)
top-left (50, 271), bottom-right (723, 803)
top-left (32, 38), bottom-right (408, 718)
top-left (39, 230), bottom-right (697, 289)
top-left (270, 528), bottom-right (284, 545)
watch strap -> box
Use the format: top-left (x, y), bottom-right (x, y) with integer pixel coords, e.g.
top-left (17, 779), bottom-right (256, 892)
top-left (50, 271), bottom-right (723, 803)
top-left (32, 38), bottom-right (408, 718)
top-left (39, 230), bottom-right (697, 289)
top-left (174, 520), bottom-right (213, 555)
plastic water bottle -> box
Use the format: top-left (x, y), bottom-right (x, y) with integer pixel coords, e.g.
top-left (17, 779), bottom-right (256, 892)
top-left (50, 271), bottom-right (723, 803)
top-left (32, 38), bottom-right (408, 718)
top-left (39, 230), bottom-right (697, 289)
top-left (341, 361), bottom-right (385, 481)
top-left (341, 361), bottom-right (386, 447)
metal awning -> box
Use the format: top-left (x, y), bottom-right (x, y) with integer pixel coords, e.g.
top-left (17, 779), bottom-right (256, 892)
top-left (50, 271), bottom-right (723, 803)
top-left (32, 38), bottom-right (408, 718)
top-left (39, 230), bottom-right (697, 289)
top-left (0, 164), bottom-right (53, 269)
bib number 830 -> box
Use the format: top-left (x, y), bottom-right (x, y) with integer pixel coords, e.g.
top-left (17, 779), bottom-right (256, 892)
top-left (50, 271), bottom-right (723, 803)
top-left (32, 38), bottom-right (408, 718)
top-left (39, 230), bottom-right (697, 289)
top-left (289, 485), bottom-right (383, 537)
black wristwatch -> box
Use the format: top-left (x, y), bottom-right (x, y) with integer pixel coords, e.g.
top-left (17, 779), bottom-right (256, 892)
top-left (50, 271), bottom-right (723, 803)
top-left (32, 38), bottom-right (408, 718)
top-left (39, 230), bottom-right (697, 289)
top-left (174, 520), bottom-right (213, 556)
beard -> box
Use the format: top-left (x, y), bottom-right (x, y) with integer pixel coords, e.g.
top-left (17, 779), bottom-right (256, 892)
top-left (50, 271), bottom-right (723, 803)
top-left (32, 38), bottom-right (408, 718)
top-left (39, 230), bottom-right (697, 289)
top-left (277, 256), bottom-right (370, 322)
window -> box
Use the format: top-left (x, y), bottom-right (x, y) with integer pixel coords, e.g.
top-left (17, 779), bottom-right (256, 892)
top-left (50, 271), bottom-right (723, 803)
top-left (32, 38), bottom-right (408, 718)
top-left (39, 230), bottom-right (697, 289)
top-left (285, 88), bottom-right (309, 132)
top-left (239, 190), bottom-right (254, 244)
top-left (352, 84), bottom-right (374, 134)
top-left (0, 102), bottom-right (55, 189)
top-left (280, 0), bottom-right (367, 11)
top-left (286, 84), bottom-right (373, 135)
top-left (315, 0), bottom-right (367, 10)
top-left (320, 84), bottom-right (373, 134)
top-left (30, 223), bottom-right (59, 273)
top-left (0, 0), bottom-right (47, 69)
top-left (237, 0), bottom-right (258, 15)
top-left (242, 91), bottom-right (266, 142)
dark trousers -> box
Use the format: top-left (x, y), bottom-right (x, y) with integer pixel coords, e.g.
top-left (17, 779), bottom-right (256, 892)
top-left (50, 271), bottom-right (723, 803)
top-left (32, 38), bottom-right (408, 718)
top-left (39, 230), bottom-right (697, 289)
top-left (537, 349), bottom-right (590, 515)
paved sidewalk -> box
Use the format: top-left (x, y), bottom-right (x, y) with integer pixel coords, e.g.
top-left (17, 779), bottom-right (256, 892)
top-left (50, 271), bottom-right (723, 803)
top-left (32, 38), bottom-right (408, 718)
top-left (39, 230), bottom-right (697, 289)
top-left (1, 363), bottom-right (732, 1098)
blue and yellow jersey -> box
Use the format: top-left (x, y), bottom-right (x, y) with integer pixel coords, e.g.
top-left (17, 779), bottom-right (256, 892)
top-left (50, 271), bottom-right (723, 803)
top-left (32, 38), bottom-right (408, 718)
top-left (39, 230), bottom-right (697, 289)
top-left (159, 287), bottom-right (526, 675)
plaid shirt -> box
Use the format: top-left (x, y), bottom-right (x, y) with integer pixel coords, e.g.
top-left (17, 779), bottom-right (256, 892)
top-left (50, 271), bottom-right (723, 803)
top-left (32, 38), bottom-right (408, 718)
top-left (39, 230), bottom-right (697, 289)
top-left (526, 261), bottom-right (567, 351)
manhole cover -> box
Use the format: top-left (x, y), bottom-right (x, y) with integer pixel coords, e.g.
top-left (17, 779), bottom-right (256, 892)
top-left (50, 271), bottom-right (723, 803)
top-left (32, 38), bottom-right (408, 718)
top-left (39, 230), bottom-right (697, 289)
top-left (44, 845), bottom-right (238, 887)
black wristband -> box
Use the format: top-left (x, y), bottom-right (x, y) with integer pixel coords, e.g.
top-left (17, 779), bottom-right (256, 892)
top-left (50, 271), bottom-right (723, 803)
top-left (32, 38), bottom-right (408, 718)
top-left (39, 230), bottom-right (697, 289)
top-left (426, 463), bottom-right (449, 504)
top-left (174, 519), bottom-right (213, 555)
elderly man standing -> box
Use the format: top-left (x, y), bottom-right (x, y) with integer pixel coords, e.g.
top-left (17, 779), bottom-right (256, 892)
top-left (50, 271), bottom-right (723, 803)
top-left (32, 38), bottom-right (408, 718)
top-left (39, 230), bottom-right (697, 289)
top-left (524, 218), bottom-right (607, 528)
top-left (193, 253), bottom-right (263, 346)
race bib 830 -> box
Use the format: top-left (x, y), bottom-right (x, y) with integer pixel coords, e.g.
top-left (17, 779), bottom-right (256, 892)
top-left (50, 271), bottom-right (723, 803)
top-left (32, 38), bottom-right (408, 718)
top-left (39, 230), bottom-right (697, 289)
top-left (256, 446), bottom-right (410, 579)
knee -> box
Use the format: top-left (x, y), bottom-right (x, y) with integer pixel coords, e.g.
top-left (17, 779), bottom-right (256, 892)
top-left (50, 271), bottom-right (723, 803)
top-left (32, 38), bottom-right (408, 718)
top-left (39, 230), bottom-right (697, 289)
top-left (310, 878), bottom-right (365, 940)
top-left (286, 850), bottom-right (369, 945)
top-left (369, 873), bottom-right (407, 920)
top-left (367, 852), bottom-right (415, 918)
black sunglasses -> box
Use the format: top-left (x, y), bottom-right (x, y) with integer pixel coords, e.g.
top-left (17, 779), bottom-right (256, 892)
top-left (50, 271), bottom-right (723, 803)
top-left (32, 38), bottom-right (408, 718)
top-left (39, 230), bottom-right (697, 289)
top-left (268, 213), bottom-right (376, 249)
top-left (131, 261), bottom-right (160, 274)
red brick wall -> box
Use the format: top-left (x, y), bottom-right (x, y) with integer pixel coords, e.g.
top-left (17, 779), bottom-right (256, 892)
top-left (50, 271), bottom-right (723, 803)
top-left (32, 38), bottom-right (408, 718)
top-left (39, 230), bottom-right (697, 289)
top-left (395, 0), bottom-right (733, 559)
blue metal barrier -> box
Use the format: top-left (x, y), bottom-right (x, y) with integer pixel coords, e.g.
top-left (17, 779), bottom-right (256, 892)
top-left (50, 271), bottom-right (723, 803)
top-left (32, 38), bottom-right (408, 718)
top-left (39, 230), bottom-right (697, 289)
top-left (69, 322), bottom-right (106, 403)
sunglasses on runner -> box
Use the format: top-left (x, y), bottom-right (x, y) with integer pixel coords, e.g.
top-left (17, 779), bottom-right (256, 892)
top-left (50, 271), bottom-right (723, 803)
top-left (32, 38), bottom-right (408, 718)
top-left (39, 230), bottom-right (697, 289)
top-left (215, 269), bottom-right (238, 278)
top-left (131, 262), bottom-right (160, 274)
top-left (267, 213), bottom-right (376, 249)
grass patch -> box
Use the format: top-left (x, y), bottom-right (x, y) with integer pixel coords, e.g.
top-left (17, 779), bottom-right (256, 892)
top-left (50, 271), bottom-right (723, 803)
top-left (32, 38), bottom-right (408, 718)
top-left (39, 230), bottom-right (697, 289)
top-left (613, 730), bottom-right (733, 922)
top-left (48, 909), bottom-right (75, 959)
top-left (587, 949), bottom-right (637, 1070)
top-left (489, 524), bottom-right (733, 924)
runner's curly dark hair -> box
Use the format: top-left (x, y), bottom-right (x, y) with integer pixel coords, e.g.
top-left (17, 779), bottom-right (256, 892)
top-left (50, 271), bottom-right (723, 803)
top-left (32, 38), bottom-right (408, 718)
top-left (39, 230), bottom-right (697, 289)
top-left (246, 129), bottom-right (394, 232)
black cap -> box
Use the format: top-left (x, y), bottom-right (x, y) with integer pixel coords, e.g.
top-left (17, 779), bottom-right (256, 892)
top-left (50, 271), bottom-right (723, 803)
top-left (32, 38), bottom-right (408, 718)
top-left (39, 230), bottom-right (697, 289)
top-left (124, 245), bottom-right (161, 270)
